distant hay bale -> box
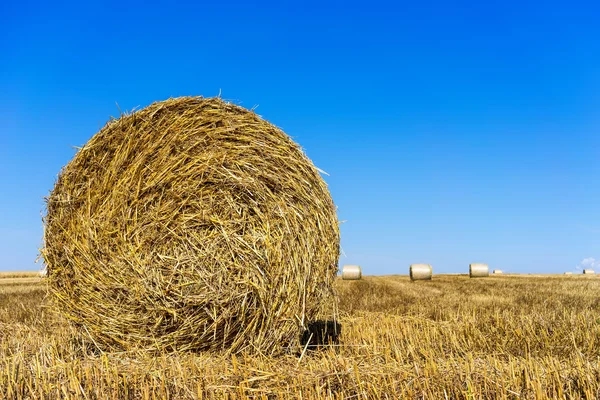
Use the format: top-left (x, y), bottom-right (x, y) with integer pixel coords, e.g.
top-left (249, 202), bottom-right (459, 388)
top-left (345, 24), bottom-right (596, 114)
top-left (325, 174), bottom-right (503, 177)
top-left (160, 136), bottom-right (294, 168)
top-left (564, 272), bottom-right (573, 275)
top-left (410, 264), bottom-right (432, 281)
top-left (492, 269), bottom-right (503, 275)
top-left (341, 265), bottom-right (362, 280)
top-left (469, 263), bottom-right (489, 278)
top-left (42, 96), bottom-right (340, 354)
top-left (583, 269), bottom-right (595, 275)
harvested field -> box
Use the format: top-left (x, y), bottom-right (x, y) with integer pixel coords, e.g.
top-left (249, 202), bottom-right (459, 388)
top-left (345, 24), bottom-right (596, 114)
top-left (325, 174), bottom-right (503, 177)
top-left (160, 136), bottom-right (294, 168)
top-left (0, 277), bottom-right (42, 285)
top-left (0, 271), bottom-right (39, 279)
top-left (1, 273), bottom-right (599, 398)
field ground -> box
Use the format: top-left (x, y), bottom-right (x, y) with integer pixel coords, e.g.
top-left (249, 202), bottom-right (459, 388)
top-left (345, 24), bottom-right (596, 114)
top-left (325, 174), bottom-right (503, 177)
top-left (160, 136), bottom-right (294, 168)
top-left (0, 271), bottom-right (40, 279)
top-left (1, 273), bottom-right (599, 399)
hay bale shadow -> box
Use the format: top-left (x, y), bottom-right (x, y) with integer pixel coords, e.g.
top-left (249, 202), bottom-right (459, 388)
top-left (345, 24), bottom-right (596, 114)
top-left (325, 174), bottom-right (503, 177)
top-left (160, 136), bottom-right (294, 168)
top-left (300, 320), bottom-right (341, 351)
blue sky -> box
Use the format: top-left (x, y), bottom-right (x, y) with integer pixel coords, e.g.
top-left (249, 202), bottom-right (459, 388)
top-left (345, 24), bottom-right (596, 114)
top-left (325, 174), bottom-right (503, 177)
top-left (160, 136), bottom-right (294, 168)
top-left (1, 1), bottom-right (598, 274)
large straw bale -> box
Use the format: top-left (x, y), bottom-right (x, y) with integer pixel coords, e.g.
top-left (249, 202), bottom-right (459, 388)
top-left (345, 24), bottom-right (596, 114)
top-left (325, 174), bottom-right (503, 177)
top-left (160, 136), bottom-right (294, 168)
top-left (409, 264), bottom-right (432, 281)
top-left (42, 97), bottom-right (340, 354)
top-left (341, 265), bottom-right (361, 280)
top-left (469, 263), bottom-right (489, 278)
top-left (583, 269), bottom-right (595, 275)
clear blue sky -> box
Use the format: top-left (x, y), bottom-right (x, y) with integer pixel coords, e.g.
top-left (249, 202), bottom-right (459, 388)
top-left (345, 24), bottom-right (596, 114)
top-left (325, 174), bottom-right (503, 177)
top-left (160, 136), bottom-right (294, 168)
top-left (1, 1), bottom-right (598, 274)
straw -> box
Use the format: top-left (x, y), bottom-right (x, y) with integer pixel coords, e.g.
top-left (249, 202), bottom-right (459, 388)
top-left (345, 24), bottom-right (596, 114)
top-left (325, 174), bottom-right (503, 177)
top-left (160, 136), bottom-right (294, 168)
top-left (42, 96), bottom-right (340, 354)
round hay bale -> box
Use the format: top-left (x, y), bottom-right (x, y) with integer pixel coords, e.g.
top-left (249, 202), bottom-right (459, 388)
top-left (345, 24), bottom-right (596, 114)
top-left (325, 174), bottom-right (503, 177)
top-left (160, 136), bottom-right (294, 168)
top-left (583, 269), bottom-right (595, 275)
top-left (341, 265), bottom-right (361, 280)
top-left (492, 269), bottom-right (503, 275)
top-left (469, 263), bottom-right (489, 278)
top-left (409, 264), bottom-right (432, 281)
top-left (42, 96), bottom-right (340, 354)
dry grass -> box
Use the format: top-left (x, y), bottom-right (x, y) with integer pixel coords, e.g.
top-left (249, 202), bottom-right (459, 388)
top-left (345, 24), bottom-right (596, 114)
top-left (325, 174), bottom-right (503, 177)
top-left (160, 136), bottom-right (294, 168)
top-left (1, 274), bottom-right (599, 398)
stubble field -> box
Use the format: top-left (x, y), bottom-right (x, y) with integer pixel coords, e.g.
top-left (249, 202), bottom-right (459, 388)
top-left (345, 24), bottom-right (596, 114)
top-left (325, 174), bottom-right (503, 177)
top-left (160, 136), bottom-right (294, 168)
top-left (1, 273), bottom-right (599, 399)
